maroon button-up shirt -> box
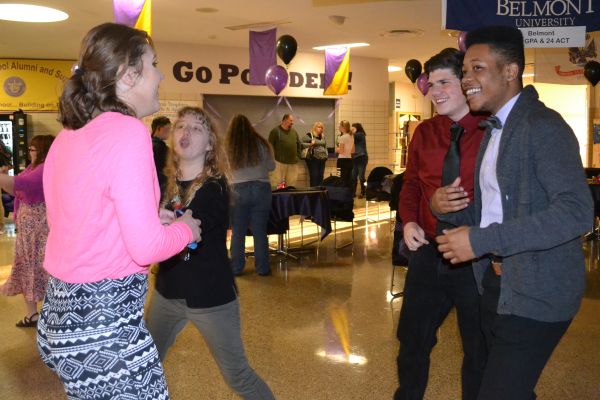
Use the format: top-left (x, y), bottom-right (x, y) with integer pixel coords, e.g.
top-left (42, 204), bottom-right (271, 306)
top-left (399, 113), bottom-right (486, 239)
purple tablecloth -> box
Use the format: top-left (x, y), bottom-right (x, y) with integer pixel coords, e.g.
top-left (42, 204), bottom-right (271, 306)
top-left (269, 189), bottom-right (332, 240)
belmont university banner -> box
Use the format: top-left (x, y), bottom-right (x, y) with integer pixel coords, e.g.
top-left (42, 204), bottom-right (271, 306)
top-left (443, 0), bottom-right (600, 48)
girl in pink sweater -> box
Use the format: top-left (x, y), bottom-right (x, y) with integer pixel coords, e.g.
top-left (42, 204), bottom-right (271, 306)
top-left (37, 23), bottom-right (200, 400)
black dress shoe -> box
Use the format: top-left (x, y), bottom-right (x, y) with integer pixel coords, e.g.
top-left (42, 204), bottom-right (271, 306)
top-left (257, 270), bottom-right (272, 276)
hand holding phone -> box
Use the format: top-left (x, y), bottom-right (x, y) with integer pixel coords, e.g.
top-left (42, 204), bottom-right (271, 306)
top-left (175, 209), bottom-right (200, 249)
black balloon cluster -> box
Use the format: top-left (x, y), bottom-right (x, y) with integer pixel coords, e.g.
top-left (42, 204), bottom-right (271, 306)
top-left (265, 35), bottom-right (298, 95)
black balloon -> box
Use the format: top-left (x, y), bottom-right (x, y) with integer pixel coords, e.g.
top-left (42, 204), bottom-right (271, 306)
top-left (276, 35), bottom-right (298, 65)
top-left (405, 59), bottom-right (422, 83)
top-left (584, 60), bottom-right (600, 87)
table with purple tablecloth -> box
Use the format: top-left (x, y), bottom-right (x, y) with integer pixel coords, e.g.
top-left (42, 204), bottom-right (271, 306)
top-left (269, 188), bottom-right (332, 240)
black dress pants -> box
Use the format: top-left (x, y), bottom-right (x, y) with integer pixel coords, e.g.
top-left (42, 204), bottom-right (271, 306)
top-left (477, 267), bottom-right (571, 400)
top-left (394, 242), bottom-right (486, 400)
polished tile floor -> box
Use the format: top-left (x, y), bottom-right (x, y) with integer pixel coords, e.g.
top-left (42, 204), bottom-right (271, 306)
top-left (1, 205), bottom-right (599, 399)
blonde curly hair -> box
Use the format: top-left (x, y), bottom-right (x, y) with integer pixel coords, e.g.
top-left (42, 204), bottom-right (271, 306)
top-left (162, 107), bottom-right (231, 207)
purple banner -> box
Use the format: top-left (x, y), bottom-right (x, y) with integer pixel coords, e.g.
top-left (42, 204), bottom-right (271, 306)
top-left (324, 48), bottom-right (347, 90)
top-left (113, 0), bottom-right (146, 27)
top-left (249, 28), bottom-right (277, 85)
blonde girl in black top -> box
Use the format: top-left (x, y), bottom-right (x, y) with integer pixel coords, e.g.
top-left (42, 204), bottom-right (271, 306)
top-left (146, 107), bottom-right (275, 400)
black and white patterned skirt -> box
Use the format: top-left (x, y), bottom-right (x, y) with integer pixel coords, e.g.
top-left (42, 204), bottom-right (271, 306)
top-left (37, 273), bottom-right (169, 399)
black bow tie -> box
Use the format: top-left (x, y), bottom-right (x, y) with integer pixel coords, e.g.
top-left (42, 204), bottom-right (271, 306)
top-left (478, 116), bottom-right (502, 131)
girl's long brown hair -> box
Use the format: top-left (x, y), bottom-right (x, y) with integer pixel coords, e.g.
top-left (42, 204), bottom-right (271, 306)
top-left (162, 107), bottom-right (230, 207)
top-left (59, 23), bottom-right (153, 130)
top-left (225, 114), bottom-right (273, 170)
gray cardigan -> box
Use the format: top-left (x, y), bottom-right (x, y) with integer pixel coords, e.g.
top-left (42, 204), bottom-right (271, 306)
top-left (231, 143), bottom-right (275, 184)
top-left (442, 85), bottom-right (593, 322)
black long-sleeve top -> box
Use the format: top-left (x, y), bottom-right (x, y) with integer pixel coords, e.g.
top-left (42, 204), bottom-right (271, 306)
top-left (155, 176), bottom-right (237, 308)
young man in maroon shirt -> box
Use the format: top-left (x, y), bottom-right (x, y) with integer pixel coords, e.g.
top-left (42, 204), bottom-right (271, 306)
top-left (394, 48), bottom-right (487, 400)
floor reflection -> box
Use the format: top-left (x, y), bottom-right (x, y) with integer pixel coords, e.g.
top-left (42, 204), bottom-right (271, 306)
top-left (0, 207), bottom-right (599, 399)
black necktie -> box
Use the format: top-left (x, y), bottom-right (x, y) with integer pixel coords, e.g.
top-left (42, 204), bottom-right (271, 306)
top-left (478, 116), bottom-right (502, 131)
top-left (437, 123), bottom-right (464, 236)
top-left (441, 122), bottom-right (464, 186)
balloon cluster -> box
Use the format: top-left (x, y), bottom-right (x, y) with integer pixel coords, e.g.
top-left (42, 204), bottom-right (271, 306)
top-left (265, 35), bottom-right (297, 95)
top-left (407, 31), bottom-right (468, 96)
top-left (404, 59), bottom-right (429, 96)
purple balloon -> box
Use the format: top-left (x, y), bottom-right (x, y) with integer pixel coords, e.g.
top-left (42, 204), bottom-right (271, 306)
top-left (458, 31), bottom-right (468, 53)
top-left (416, 73), bottom-right (429, 96)
top-left (265, 65), bottom-right (288, 95)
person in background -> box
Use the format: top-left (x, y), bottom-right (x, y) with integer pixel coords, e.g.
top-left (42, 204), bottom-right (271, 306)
top-left (350, 122), bottom-right (368, 198)
top-left (146, 107), bottom-right (275, 400)
top-left (268, 114), bottom-right (300, 187)
top-left (226, 114), bottom-right (275, 276)
top-left (0, 134), bottom-right (54, 327)
top-left (38, 23), bottom-right (201, 399)
top-left (394, 48), bottom-right (487, 400)
top-left (0, 140), bottom-right (12, 232)
top-left (151, 115), bottom-right (171, 193)
top-left (434, 26), bottom-right (593, 399)
top-left (335, 120), bottom-right (353, 188)
top-left (301, 121), bottom-right (328, 187)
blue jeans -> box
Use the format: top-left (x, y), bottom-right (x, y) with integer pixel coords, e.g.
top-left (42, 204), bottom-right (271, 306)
top-left (352, 155), bottom-right (368, 195)
top-left (305, 158), bottom-right (326, 186)
top-left (230, 181), bottom-right (272, 275)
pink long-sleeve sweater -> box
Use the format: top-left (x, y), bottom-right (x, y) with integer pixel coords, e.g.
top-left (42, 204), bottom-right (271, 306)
top-left (43, 112), bottom-right (193, 284)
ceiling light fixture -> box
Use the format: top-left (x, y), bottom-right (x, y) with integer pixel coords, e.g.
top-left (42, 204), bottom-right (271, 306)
top-left (388, 66), bottom-right (402, 72)
top-left (0, 4), bottom-right (68, 23)
top-left (312, 42), bottom-right (369, 51)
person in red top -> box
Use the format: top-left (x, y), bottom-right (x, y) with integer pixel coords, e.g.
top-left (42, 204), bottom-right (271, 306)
top-left (394, 48), bottom-right (487, 400)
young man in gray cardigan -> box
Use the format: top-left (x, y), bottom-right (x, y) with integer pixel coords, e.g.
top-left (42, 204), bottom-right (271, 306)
top-left (433, 26), bottom-right (593, 399)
